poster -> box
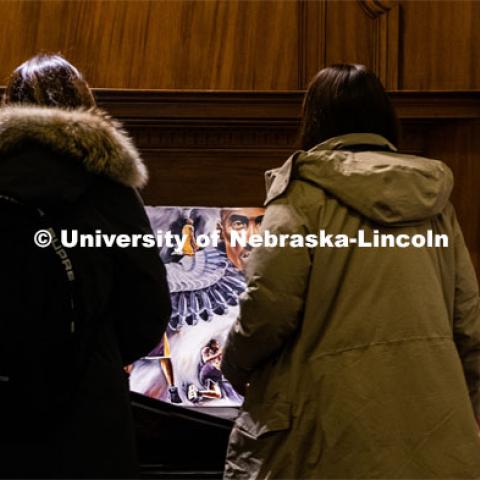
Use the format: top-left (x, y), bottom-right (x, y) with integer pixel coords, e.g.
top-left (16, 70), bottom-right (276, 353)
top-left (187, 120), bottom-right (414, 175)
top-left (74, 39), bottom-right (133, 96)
top-left (128, 206), bottom-right (265, 407)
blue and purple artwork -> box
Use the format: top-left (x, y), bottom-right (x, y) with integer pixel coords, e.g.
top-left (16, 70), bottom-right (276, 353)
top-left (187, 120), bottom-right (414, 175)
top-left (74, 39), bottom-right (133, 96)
top-left (128, 206), bottom-right (264, 407)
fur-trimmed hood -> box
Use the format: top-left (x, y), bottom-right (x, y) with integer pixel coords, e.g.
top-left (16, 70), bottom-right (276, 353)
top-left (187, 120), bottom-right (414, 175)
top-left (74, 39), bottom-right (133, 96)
top-left (0, 105), bottom-right (147, 188)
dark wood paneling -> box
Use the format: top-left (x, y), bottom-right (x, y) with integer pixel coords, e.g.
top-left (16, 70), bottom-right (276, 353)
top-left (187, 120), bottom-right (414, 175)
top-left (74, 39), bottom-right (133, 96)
top-left (0, 0), bottom-right (299, 90)
top-left (400, 0), bottom-right (480, 90)
top-left (94, 90), bottom-right (480, 122)
top-left (2, 0), bottom-right (480, 91)
top-left (424, 120), bottom-right (480, 275)
top-left (299, 0), bottom-right (327, 88)
top-left (140, 149), bottom-right (286, 207)
top-left (325, 1), bottom-right (374, 71)
top-left (93, 91), bottom-right (302, 207)
top-left (324, 0), bottom-right (399, 89)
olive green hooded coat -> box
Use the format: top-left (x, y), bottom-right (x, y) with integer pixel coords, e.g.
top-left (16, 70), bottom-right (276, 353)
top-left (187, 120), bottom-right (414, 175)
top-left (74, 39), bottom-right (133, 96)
top-left (221, 133), bottom-right (480, 479)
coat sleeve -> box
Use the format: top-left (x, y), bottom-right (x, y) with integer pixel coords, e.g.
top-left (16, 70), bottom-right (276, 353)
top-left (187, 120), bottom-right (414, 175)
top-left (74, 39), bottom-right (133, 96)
top-left (452, 212), bottom-right (480, 419)
top-left (103, 184), bottom-right (171, 365)
top-left (221, 201), bottom-right (311, 393)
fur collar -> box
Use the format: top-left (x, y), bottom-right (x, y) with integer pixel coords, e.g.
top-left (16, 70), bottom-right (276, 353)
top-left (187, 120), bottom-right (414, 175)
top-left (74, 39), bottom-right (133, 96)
top-left (0, 105), bottom-right (147, 188)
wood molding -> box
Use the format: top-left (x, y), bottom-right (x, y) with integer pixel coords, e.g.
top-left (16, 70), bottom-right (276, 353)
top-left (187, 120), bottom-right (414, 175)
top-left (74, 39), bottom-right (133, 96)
top-left (90, 89), bottom-right (480, 124)
top-left (391, 91), bottom-right (480, 119)
top-left (93, 90), bottom-right (302, 125)
top-left (1, 88), bottom-right (478, 123)
top-left (90, 89), bottom-right (480, 119)
top-left (86, 90), bottom-right (480, 152)
top-left (358, 0), bottom-right (395, 18)
top-left (358, 0), bottom-right (400, 89)
top-left (0, 89), bottom-right (478, 152)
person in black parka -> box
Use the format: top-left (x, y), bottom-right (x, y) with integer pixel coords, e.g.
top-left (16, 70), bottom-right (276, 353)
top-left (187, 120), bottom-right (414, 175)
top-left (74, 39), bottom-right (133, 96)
top-left (0, 55), bottom-right (171, 478)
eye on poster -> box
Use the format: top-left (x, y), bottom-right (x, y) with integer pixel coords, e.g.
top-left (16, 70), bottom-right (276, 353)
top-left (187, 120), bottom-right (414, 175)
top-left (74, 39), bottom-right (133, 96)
top-left (128, 206), bottom-right (265, 407)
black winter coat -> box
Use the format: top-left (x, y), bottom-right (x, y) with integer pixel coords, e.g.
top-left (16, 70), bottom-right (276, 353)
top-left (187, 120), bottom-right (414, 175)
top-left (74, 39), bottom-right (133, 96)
top-left (0, 106), bottom-right (171, 478)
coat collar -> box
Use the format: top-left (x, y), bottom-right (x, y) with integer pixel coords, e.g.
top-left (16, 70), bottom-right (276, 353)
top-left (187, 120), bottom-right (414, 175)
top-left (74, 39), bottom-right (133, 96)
top-left (264, 151), bottom-right (299, 206)
top-left (310, 133), bottom-right (397, 153)
top-left (0, 105), bottom-right (147, 188)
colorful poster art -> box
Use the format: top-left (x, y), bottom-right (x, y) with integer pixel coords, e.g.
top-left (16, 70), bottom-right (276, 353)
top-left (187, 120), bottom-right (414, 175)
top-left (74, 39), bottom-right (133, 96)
top-left (128, 206), bottom-right (265, 407)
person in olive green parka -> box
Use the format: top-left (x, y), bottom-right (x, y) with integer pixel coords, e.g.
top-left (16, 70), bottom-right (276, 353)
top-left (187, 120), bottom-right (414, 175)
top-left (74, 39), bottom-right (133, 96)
top-left (222, 65), bottom-right (480, 479)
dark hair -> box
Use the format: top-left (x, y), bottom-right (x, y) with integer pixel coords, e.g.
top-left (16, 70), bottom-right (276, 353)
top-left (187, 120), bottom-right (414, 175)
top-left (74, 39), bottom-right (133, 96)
top-left (3, 54), bottom-right (95, 108)
top-left (207, 339), bottom-right (219, 350)
top-left (299, 64), bottom-right (398, 150)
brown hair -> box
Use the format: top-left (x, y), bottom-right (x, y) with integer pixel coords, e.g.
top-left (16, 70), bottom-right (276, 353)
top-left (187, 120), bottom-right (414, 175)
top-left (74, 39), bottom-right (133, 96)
top-left (299, 64), bottom-right (398, 150)
top-left (3, 54), bottom-right (95, 109)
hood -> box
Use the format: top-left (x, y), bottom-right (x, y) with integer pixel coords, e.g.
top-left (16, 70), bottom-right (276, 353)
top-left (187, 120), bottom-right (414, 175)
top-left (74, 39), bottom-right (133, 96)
top-left (0, 105), bottom-right (147, 189)
top-left (265, 133), bottom-right (453, 225)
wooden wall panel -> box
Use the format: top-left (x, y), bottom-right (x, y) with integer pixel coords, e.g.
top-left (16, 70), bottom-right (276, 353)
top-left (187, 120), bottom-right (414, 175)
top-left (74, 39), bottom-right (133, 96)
top-left (2, 0), bottom-right (480, 91)
top-left (308, 0), bottom-right (400, 90)
top-left (140, 149), bottom-right (287, 208)
top-left (299, 0), bottom-right (327, 88)
top-left (325, 1), bottom-right (375, 72)
top-left (0, 0), bottom-right (299, 90)
top-left (424, 120), bottom-right (480, 273)
top-left (400, 0), bottom-right (480, 90)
